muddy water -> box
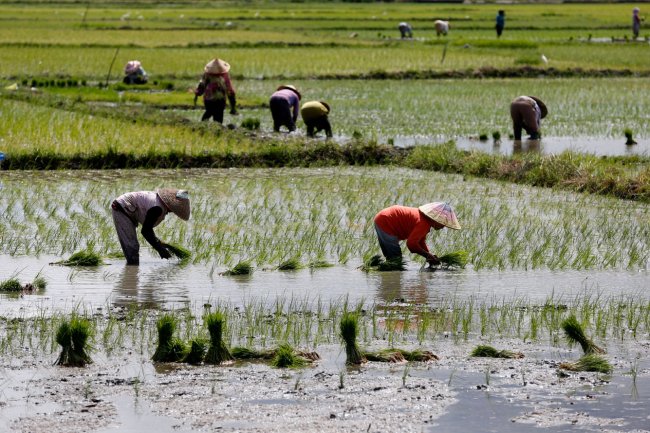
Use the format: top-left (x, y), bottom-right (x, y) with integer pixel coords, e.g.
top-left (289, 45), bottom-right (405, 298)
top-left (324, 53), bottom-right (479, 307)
top-left (2, 254), bottom-right (648, 315)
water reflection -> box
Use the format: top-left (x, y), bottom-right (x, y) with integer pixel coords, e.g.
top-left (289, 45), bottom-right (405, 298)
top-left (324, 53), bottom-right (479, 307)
top-left (513, 139), bottom-right (541, 154)
top-left (112, 263), bottom-right (191, 309)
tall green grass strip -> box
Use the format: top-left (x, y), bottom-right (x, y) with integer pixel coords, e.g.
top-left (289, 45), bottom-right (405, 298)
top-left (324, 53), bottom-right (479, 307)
top-left (562, 315), bottom-right (605, 354)
top-left (204, 312), bottom-right (233, 365)
top-left (340, 313), bottom-right (366, 365)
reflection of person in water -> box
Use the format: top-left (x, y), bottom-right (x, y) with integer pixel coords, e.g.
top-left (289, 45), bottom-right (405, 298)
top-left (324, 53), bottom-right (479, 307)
top-left (113, 264), bottom-right (185, 309)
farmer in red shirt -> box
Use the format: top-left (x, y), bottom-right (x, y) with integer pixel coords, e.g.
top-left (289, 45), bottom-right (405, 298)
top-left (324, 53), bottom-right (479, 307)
top-left (373, 202), bottom-right (461, 265)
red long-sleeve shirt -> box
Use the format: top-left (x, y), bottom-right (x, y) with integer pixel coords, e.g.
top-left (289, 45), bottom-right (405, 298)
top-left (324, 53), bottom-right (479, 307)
top-left (374, 205), bottom-right (434, 255)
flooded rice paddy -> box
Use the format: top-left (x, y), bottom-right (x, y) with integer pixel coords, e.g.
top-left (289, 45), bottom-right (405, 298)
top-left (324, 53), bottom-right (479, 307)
top-left (1, 167), bottom-right (648, 432)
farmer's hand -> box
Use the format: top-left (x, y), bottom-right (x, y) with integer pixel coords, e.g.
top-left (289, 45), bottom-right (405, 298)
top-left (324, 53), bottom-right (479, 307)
top-left (158, 244), bottom-right (172, 260)
top-left (426, 254), bottom-right (440, 266)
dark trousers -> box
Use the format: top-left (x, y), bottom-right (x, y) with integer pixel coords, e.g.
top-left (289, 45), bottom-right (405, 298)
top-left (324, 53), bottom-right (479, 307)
top-left (305, 117), bottom-right (332, 138)
top-left (496, 24), bottom-right (504, 37)
top-left (269, 97), bottom-right (295, 132)
top-left (201, 99), bottom-right (226, 123)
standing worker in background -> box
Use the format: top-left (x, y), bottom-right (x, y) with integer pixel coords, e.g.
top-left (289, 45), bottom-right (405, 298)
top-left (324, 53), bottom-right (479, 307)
top-left (495, 10), bottom-right (505, 38)
top-left (269, 85), bottom-right (301, 133)
top-left (300, 101), bottom-right (333, 138)
top-left (111, 189), bottom-right (191, 265)
top-left (194, 58), bottom-right (237, 124)
top-left (633, 7), bottom-right (642, 39)
top-left (373, 202), bottom-right (461, 266)
top-left (398, 22), bottom-right (413, 39)
top-left (510, 95), bottom-right (547, 140)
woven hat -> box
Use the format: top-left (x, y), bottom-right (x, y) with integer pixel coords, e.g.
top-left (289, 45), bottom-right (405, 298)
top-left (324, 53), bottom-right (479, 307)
top-left (418, 202), bottom-right (461, 230)
top-left (204, 58), bottom-right (231, 74)
top-left (277, 84), bottom-right (301, 99)
top-left (528, 96), bottom-right (548, 119)
top-left (157, 189), bottom-right (191, 221)
top-left (320, 101), bottom-right (331, 113)
top-left (124, 60), bottom-right (142, 74)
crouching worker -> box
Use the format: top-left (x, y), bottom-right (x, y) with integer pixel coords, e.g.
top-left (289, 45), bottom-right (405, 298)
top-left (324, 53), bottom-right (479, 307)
top-left (398, 22), bottom-right (413, 38)
top-left (269, 85), bottom-right (301, 132)
top-left (373, 202), bottom-right (461, 266)
top-left (195, 58), bottom-right (237, 124)
top-left (300, 101), bottom-right (333, 138)
top-left (510, 95), bottom-right (548, 140)
top-left (123, 60), bottom-right (148, 85)
top-left (111, 189), bottom-right (190, 265)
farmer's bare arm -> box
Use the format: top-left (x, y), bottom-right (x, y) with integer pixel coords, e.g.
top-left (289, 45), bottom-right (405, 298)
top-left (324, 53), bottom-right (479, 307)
top-left (141, 207), bottom-right (171, 259)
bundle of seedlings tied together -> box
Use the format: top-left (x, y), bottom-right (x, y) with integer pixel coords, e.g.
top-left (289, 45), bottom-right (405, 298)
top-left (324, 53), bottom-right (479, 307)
top-left (51, 249), bottom-right (103, 266)
top-left (54, 316), bottom-right (93, 367)
top-left (0, 275), bottom-right (47, 293)
top-left (470, 345), bottom-right (524, 359)
top-left (559, 314), bottom-right (612, 374)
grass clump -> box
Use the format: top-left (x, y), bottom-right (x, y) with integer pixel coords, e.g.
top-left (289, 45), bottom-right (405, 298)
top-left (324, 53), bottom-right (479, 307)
top-left (53, 250), bottom-right (103, 266)
top-left (54, 316), bottom-right (93, 367)
top-left (624, 128), bottom-right (637, 145)
top-left (271, 343), bottom-right (308, 368)
top-left (0, 278), bottom-right (23, 292)
top-left (231, 347), bottom-right (276, 360)
top-left (364, 349), bottom-right (406, 363)
top-left (222, 261), bottom-right (253, 276)
top-left (152, 315), bottom-right (187, 362)
top-left (277, 258), bottom-right (302, 271)
top-left (32, 275), bottom-right (47, 290)
top-left (308, 260), bottom-right (334, 269)
top-left (492, 131), bottom-right (502, 141)
top-left (561, 314), bottom-right (605, 355)
top-left (438, 250), bottom-right (469, 268)
top-left (560, 354), bottom-right (613, 374)
top-left (471, 345), bottom-right (524, 359)
top-left (340, 313), bottom-right (366, 365)
top-left (204, 312), bottom-right (233, 365)
top-left (165, 243), bottom-right (191, 261)
top-left (184, 338), bottom-right (208, 365)
top-left (241, 117), bottom-right (261, 130)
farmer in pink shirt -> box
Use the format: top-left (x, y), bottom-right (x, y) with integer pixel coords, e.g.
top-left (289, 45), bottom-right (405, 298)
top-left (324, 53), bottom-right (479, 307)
top-left (373, 202), bottom-right (461, 265)
top-left (269, 84), bottom-right (301, 132)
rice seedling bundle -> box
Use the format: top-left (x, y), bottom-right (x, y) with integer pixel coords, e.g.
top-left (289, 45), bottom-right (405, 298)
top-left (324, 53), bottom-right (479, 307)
top-left (395, 349), bottom-right (439, 362)
top-left (204, 312), bottom-right (233, 365)
top-left (277, 258), bottom-right (302, 271)
top-left (340, 313), bottom-right (366, 365)
top-left (364, 349), bottom-right (406, 363)
top-left (271, 343), bottom-right (307, 368)
top-left (152, 315), bottom-right (187, 362)
top-left (32, 276), bottom-right (47, 290)
top-left (361, 255), bottom-right (406, 272)
top-left (165, 243), bottom-right (191, 261)
top-left (231, 347), bottom-right (276, 360)
top-left (471, 345), bottom-right (524, 359)
top-left (55, 317), bottom-right (93, 367)
top-left (222, 261), bottom-right (253, 276)
top-left (0, 278), bottom-right (23, 292)
top-left (438, 251), bottom-right (468, 268)
top-left (308, 260), bottom-right (334, 269)
top-left (53, 250), bottom-right (103, 266)
top-left (184, 338), bottom-right (208, 365)
top-left (561, 315), bottom-right (605, 354)
top-left (559, 354), bottom-right (612, 374)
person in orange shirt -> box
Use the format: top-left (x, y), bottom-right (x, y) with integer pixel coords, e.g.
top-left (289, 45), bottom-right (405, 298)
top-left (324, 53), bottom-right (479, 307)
top-left (373, 202), bottom-right (461, 265)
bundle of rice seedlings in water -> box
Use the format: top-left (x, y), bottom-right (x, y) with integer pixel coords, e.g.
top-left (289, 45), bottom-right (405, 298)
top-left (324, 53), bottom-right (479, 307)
top-left (184, 338), bottom-right (208, 365)
top-left (340, 313), bottom-right (366, 365)
top-left (559, 354), bottom-right (612, 374)
top-left (624, 128), bottom-right (637, 145)
top-left (152, 315), bottom-right (187, 362)
top-left (438, 251), bottom-right (468, 268)
top-left (32, 275), bottom-right (47, 290)
top-left (271, 343), bottom-right (307, 368)
top-left (222, 261), bottom-right (253, 276)
top-left (231, 347), bottom-right (276, 360)
top-left (376, 257), bottom-right (407, 272)
top-left (204, 312), bottom-right (233, 365)
top-left (55, 317), bottom-right (93, 367)
top-left (165, 243), bottom-right (191, 261)
top-left (277, 258), bottom-right (302, 271)
top-left (394, 349), bottom-right (439, 362)
top-left (308, 260), bottom-right (334, 269)
top-left (360, 254), bottom-right (384, 272)
top-left (561, 315), bottom-right (605, 354)
top-left (471, 345), bottom-right (524, 359)
top-left (364, 349), bottom-right (406, 363)
top-left (54, 250), bottom-right (103, 266)
top-left (241, 117), bottom-right (261, 130)
top-left (0, 278), bottom-right (23, 292)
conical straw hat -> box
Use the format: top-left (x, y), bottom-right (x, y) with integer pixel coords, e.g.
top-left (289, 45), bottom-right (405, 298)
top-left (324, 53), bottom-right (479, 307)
top-left (528, 96), bottom-right (548, 119)
top-left (418, 202), bottom-right (461, 230)
top-left (157, 189), bottom-right (191, 221)
top-left (204, 58), bottom-right (231, 74)
top-left (277, 84), bottom-right (301, 99)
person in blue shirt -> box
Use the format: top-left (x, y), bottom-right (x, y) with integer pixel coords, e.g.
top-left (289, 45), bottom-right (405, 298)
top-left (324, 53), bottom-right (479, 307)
top-left (496, 10), bottom-right (505, 38)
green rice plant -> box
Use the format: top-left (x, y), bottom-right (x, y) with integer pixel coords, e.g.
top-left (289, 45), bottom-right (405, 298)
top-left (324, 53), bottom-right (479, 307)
top-left (479, 134), bottom-right (489, 141)
top-left (277, 258), bottom-right (302, 271)
top-left (53, 250), bottom-right (103, 267)
top-left (165, 243), bottom-right (191, 261)
top-left (562, 314), bottom-right (605, 355)
top-left (204, 312), bottom-right (233, 365)
top-left (340, 313), bottom-right (366, 365)
top-left (377, 257), bottom-right (407, 272)
top-left (54, 316), bottom-right (93, 367)
top-left (394, 349), bottom-right (439, 362)
top-left (152, 315), bottom-right (187, 363)
top-left (308, 260), bottom-right (334, 269)
top-left (222, 261), bottom-right (253, 276)
top-left (32, 275), bottom-right (47, 290)
top-left (559, 354), bottom-right (613, 374)
top-left (0, 278), bottom-right (23, 292)
top-left (471, 345), bottom-right (524, 359)
top-left (624, 128), bottom-right (637, 145)
top-left (439, 251), bottom-right (469, 268)
top-left (184, 338), bottom-right (208, 365)
top-left (241, 117), bottom-right (261, 130)
top-left (364, 349), bottom-right (406, 363)
top-left (231, 346), bottom-right (276, 360)
top-left (271, 343), bottom-right (307, 369)
top-left (492, 131), bottom-right (501, 142)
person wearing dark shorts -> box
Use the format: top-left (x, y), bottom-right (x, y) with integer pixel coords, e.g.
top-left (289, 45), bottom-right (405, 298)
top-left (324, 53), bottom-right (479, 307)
top-left (269, 85), bottom-right (301, 132)
top-left (510, 95), bottom-right (548, 140)
top-left (300, 100), bottom-right (333, 138)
